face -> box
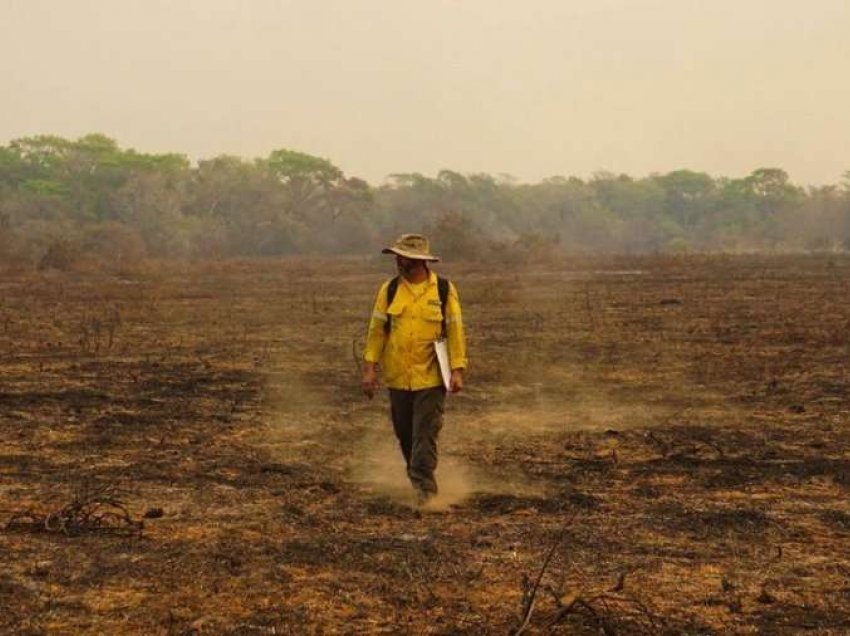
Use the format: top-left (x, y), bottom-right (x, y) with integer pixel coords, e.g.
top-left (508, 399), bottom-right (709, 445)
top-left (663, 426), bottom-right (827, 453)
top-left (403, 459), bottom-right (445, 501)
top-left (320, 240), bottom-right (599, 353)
top-left (396, 255), bottom-right (419, 277)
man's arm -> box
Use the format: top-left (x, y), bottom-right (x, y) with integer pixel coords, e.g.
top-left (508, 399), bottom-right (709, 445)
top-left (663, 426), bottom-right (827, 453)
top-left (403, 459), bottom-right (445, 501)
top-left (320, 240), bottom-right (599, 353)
top-left (362, 282), bottom-right (390, 397)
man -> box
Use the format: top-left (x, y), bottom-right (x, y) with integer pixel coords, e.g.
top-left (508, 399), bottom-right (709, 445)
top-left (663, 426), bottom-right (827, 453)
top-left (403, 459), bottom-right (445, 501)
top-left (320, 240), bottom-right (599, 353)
top-left (362, 233), bottom-right (467, 505)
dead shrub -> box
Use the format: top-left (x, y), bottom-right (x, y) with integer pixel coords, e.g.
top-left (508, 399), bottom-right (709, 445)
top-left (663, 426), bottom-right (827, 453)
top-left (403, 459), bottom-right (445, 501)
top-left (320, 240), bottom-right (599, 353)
top-left (481, 232), bottom-right (563, 266)
top-left (81, 222), bottom-right (148, 265)
top-left (428, 211), bottom-right (486, 260)
top-left (6, 482), bottom-right (142, 537)
top-left (37, 239), bottom-right (80, 271)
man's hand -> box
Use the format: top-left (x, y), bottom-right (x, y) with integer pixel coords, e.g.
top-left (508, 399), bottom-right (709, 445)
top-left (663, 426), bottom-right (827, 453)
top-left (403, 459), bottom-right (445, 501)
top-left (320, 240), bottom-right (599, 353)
top-left (449, 368), bottom-right (464, 393)
top-left (361, 363), bottom-right (379, 399)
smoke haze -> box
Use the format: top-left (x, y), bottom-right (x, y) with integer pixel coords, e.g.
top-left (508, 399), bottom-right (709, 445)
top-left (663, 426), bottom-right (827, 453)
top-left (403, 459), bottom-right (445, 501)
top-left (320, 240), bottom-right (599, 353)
top-left (3, 0), bottom-right (849, 185)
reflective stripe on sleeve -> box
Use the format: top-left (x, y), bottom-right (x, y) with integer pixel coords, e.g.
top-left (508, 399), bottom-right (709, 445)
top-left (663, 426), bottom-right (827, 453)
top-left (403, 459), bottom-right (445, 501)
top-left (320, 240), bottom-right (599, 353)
top-left (372, 311), bottom-right (388, 322)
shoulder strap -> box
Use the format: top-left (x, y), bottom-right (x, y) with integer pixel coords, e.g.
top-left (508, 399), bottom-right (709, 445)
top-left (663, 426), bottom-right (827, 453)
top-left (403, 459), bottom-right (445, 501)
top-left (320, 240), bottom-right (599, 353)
top-left (387, 276), bottom-right (400, 305)
top-left (384, 276), bottom-right (400, 335)
top-left (437, 276), bottom-right (449, 338)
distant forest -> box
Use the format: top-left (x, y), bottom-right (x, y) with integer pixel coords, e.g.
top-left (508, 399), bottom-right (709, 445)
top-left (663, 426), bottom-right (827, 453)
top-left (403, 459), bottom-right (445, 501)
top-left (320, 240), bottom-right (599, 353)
top-left (1, 134), bottom-right (849, 267)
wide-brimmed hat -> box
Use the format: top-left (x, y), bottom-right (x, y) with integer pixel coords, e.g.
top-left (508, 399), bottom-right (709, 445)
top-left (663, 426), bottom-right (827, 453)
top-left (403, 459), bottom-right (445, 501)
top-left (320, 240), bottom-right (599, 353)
top-left (381, 233), bottom-right (440, 262)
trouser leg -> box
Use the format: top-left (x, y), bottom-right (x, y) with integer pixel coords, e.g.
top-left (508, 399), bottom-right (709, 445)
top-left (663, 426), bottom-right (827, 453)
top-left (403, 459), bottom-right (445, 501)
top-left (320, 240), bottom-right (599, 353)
top-left (389, 387), bottom-right (446, 497)
top-left (407, 387), bottom-right (446, 497)
top-left (389, 389), bottom-right (414, 467)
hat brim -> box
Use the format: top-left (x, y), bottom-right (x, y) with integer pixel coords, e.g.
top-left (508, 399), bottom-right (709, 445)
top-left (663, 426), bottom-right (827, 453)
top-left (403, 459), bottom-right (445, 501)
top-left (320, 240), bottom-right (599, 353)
top-left (382, 247), bottom-right (440, 262)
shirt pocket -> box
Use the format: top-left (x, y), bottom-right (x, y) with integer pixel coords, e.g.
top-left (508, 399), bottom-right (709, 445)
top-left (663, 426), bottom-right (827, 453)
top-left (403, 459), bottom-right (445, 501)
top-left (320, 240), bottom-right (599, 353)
top-left (418, 307), bottom-right (444, 341)
top-left (422, 305), bottom-right (443, 322)
top-left (385, 300), bottom-right (405, 330)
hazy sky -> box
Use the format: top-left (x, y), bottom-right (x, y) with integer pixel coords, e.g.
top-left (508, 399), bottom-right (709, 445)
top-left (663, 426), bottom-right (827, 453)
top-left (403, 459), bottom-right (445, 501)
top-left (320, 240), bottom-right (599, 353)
top-left (3, 0), bottom-right (849, 185)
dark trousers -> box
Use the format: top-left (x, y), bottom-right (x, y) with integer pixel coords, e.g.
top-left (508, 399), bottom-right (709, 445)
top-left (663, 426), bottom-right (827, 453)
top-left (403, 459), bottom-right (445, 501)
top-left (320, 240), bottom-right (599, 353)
top-left (389, 387), bottom-right (446, 496)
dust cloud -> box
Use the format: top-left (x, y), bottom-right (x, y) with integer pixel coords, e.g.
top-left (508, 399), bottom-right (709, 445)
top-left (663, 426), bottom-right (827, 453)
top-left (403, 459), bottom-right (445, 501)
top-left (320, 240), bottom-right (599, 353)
top-left (261, 360), bottom-right (547, 510)
top-left (255, 367), bottom-right (341, 464)
top-left (259, 337), bottom-right (649, 512)
top-left (348, 421), bottom-right (547, 511)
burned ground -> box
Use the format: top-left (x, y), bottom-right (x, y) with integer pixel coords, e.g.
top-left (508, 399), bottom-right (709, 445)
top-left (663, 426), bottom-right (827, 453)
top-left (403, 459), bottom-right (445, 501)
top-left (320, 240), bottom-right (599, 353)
top-left (1, 254), bottom-right (850, 634)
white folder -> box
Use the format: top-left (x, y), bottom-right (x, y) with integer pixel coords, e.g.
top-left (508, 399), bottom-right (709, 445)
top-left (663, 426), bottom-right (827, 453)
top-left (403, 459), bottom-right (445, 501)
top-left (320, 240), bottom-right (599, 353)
top-left (433, 338), bottom-right (451, 390)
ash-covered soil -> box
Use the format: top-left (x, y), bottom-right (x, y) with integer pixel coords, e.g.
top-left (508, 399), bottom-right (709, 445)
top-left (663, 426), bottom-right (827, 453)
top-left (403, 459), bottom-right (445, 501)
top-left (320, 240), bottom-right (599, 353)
top-left (2, 254), bottom-right (849, 634)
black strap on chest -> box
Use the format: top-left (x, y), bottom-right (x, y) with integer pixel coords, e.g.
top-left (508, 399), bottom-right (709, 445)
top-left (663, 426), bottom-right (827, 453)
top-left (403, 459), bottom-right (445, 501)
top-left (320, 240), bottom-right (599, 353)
top-left (384, 275), bottom-right (450, 337)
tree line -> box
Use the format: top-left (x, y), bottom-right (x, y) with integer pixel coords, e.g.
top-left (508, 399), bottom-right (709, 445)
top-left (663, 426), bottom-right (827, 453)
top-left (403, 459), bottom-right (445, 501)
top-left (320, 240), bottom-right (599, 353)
top-left (1, 133), bottom-right (848, 266)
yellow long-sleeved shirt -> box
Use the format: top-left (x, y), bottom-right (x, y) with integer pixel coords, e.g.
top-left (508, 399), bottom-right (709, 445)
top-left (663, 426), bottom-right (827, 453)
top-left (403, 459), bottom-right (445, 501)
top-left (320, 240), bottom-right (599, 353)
top-left (364, 271), bottom-right (467, 390)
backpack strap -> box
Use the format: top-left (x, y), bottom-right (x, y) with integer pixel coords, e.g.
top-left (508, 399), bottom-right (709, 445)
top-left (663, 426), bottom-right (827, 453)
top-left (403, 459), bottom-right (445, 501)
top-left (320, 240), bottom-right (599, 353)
top-left (437, 276), bottom-right (449, 338)
top-left (383, 275), bottom-right (451, 337)
top-left (383, 276), bottom-right (400, 335)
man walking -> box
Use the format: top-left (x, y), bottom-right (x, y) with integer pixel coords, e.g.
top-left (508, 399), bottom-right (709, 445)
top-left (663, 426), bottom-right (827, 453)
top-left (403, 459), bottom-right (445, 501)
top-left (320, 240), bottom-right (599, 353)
top-left (362, 234), bottom-right (467, 506)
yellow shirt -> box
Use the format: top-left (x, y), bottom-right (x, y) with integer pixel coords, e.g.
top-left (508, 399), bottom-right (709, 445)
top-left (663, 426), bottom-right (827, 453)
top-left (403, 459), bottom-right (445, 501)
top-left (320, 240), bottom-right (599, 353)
top-left (364, 271), bottom-right (468, 390)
